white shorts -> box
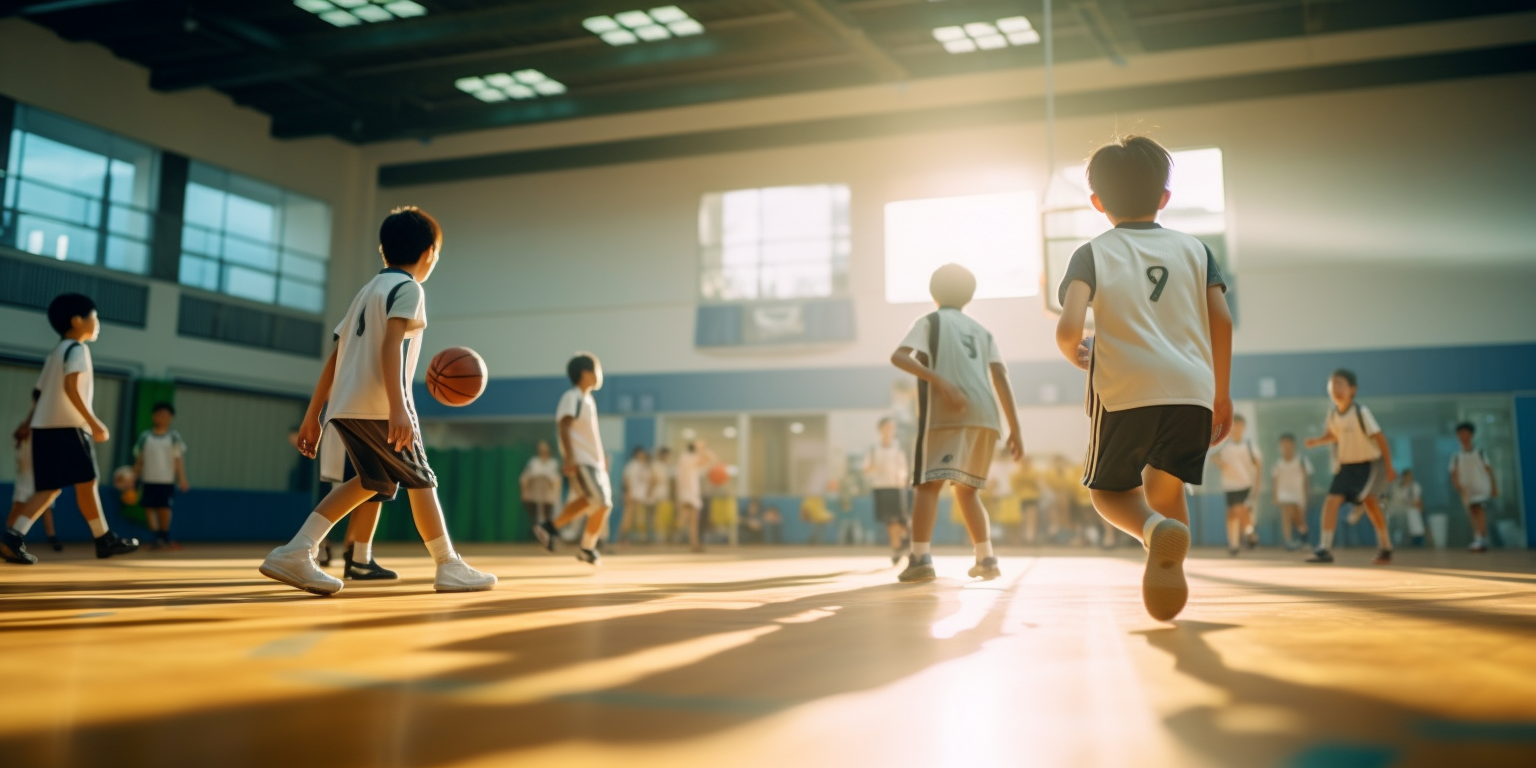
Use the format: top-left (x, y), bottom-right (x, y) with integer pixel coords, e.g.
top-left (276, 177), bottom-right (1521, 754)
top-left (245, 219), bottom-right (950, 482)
top-left (569, 465), bottom-right (613, 509)
top-left (1276, 493), bottom-right (1306, 506)
top-left (12, 471), bottom-right (34, 504)
top-left (677, 487), bottom-right (702, 509)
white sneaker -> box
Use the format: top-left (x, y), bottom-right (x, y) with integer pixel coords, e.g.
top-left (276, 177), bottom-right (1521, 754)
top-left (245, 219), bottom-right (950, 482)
top-left (1143, 518), bottom-right (1190, 622)
top-left (434, 555), bottom-right (497, 593)
top-left (259, 543), bottom-right (344, 596)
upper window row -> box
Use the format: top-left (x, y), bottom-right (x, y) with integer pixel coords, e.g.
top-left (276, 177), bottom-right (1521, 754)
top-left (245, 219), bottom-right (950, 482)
top-left (700, 147), bottom-right (1228, 306)
top-left (2, 104), bottom-right (332, 314)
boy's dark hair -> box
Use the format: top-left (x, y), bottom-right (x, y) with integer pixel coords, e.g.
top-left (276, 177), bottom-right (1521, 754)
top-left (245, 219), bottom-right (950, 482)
top-left (1456, 421), bottom-right (1475, 434)
top-left (566, 353), bottom-right (598, 385)
top-left (658, 446), bottom-right (671, 456)
top-left (379, 206), bottom-right (442, 265)
top-left (152, 401), bottom-right (175, 415)
top-left (1332, 368), bottom-right (1358, 388)
top-left (632, 445), bottom-right (647, 457)
top-left (47, 293), bottom-right (96, 336)
top-left (1086, 135), bottom-right (1173, 219)
top-left (1279, 433), bottom-right (1296, 443)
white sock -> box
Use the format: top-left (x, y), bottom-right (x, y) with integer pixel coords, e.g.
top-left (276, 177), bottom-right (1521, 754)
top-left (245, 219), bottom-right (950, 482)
top-left (12, 516), bottom-right (35, 536)
top-left (289, 513), bottom-right (334, 550)
top-left (353, 541), bottom-right (372, 563)
top-left (1142, 513), bottom-right (1166, 545)
top-left (1244, 524), bottom-right (1256, 536)
top-left (912, 541), bottom-right (931, 556)
top-left (424, 535), bottom-right (455, 565)
top-left (87, 515), bottom-right (108, 538)
top-left (580, 531), bottom-right (599, 550)
top-left (1320, 530), bottom-right (1334, 550)
top-left (974, 540), bottom-right (994, 560)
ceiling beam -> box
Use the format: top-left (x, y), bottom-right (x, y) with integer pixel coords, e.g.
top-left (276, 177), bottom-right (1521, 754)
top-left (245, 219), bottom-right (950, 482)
top-left (778, 0), bottom-right (908, 81)
top-left (0, 0), bottom-right (134, 17)
top-left (1070, 0), bottom-right (1143, 66)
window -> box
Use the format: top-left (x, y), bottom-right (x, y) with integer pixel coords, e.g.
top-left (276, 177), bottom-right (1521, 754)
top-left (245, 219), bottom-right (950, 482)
top-left (699, 184), bottom-right (850, 302)
top-left (3, 106), bottom-right (158, 275)
top-left (180, 162), bottom-right (331, 314)
top-left (884, 191), bottom-right (1039, 304)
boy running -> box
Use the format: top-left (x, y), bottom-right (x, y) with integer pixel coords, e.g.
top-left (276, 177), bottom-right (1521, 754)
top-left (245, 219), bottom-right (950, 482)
top-left (864, 416), bottom-right (911, 564)
top-left (1055, 135), bottom-right (1233, 621)
top-left (132, 402), bottom-right (189, 550)
top-left (1271, 434), bottom-right (1312, 550)
top-left (11, 406), bottom-right (62, 553)
top-left (1450, 422), bottom-right (1498, 552)
top-left (1303, 369), bottom-right (1395, 565)
top-left (533, 353), bottom-right (613, 565)
top-left (1212, 414), bottom-right (1261, 555)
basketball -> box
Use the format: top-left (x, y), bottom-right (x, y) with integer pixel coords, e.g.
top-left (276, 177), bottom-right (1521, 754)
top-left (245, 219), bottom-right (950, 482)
top-left (708, 463), bottom-right (730, 486)
top-left (111, 465), bottom-right (136, 491)
top-left (427, 347), bottom-right (487, 407)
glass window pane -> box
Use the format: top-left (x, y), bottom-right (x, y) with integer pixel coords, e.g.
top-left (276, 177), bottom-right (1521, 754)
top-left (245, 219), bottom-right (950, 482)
top-left (184, 183), bottom-right (225, 229)
top-left (222, 235), bottom-right (277, 270)
top-left (224, 265), bottom-right (276, 303)
top-left (278, 279), bottom-right (324, 313)
top-left (761, 185), bottom-right (833, 243)
top-left (15, 177), bottom-right (97, 227)
top-left (720, 189), bottom-right (761, 246)
top-left (108, 204), bottom-right (152, 240)
top-left (224, 194), bottom-right (275, 243)
top-left (182, 224), bottom-right (218, 257)
top-left (699, 184), bottom-right (848, 303)
top-left (17, 214), bottom-right (97, 265)
top-left (884, 191), bottom-right (1039, 304)
top-left (281, 194), bottom-right (331, 258)
top-left (17, 133), bottom-right (108, 198)
top-left (105, 236), bottom-right (149, 274)
top-left (280, 251), bottom-right (325, 282)
top-left (179, 254), bottom-right (220, 292)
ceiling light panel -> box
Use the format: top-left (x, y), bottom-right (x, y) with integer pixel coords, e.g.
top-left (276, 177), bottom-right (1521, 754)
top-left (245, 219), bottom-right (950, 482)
top-left (454, 69), bottom-right (568, 102)
top-left (933, 15), bottom-right (1039, 54)
top-left (294, 0), bottom-right (428, 27)
top-left (583, 6), bottom-right (705, 46)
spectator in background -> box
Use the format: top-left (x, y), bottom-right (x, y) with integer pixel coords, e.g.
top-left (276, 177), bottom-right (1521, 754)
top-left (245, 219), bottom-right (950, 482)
top-left (801, 494), bottom-right (832, 544)
top-left (865, 416), bottom-right (911, 564)
top-left (1388, 468), bottom-right (1426, 547)
top-left (1011, 458), bottom-right (1043, 545)
top-left (650, 447), bottom-right (674, 543)
top-left (741, 498), bottom-right (764, 544)
top-left (619, 446), bottom-right (653, 544)
top-left (1271, 434), bottom-right (1313, 551)
top-left (763, 504), bottom-right (784, 544)
top-left (1450, 422), bottom-right (1498, 553)
top-left (520, 440), bottom-right (561, 531)
top-left (675, 440), bottom-right (716, 553)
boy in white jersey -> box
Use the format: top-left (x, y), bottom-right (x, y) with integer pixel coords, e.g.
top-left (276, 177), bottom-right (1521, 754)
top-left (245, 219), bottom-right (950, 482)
top-left (619, 446), bottom-right (653, 544)
top-left (533, 353), bottom-right (613, 565)
top-left (1303, 369), bottom-right (1395, 565)
top-left (863, 416), bottom-right (911, 565)
top-left (891, 263), bottom-right (1024, 584)
top-left (132, 402), bottom-right (189, 549)
top-left (1450, 422), bottom-right (1498, 552)
top-left (1211, 414), bottom-right (1262, 555)
top-left (1271, 434), bottom-right (1312, 550)
top-left (1056, 136), bottom-right (1233, 622)
top-left (263, 207), bottom-right (495, 595)
top-left (3, 294), bottom-right (140, 565)
top-left (11, 394), bottom-right (61, 553)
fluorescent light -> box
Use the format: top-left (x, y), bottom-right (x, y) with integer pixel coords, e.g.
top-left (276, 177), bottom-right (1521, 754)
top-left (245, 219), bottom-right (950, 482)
top-left (997, 16), bottom-right (1033, 33)
top-left (615, 10), bottom-right (652, 28)
top-left (533, 80), bottom-right (566, 95)
top-left (975, 34), bottom-right (1007, 50)
top-left (330, 0), bottom-right (366, 7)
top-left (635, 24), bottom-right (670, 41)
top-left (583, 15), bottom-right (620, 33)
top-left (318, 9), bottom-right (360, 26)
top-left (932, 26), bottom-right (965, 42)
top-left (1007, 30), bottom-right (1040, 45)
top-left (601, 29), bottom-right (638, 45)
top-left (505, 84), bottom-right (536, 99)
top-left (668, 18), bottom-right (703, 36)
top-left (294, 0), bottom-right (334, 13)
top-left (963, 22), bottom-right (998, 37)
top-left (454, 76), bottom-right (486, 92)
top-left (351, 4), bottom-right (392, 22)
top-left (384, 1), bottom-right (427, 18)
top-left (472, 89), bottom-right (507, 102)
top-left (457, 69), bottom-right (566, 101)
top-left (942, 38), bottom-right (976, 54)
top-left (513, 69), bottom-right (547, 83)
top-left (484, 73), bottom-right (515, 87)
top-left (649, 5), bottom-right (688, 23)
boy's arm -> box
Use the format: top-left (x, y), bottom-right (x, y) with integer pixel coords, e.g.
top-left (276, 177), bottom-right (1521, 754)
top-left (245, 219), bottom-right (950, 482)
top-left (13, 394), bottom-right (37, 445)
top-left (1486, 454), bottom-right (1499, 498)
top-left (381, 318), bottom-right (414, 452)
top-left (989, 362), bottom-right (1024, 461)
top-left (132, 435), bottom-right (144, 476)
top-left (64, 372), bottom-right (108, 443)
top-left (1054, 282), bottom-right (1092, 370)
top-left (175, 454), bottom-right (190, 492)
top-left (1305, 430), bottom-right (1337, 449)
top-left (1372, 432), bottom-right (1396, 481)
top-left (557, 415), bottom-right (577, 476)
top-left (296, 345), bottom-right (338, 458)
top-left (890, 347), bottom-right (962, 406)
top-left (1206, 285), bottom-right (1234, 445)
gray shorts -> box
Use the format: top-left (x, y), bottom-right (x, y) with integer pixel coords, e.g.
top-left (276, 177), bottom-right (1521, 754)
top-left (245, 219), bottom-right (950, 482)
top-left (571, 464), bottom-right (614, 509)
top-left (328, 418), bottom-right (436, 501)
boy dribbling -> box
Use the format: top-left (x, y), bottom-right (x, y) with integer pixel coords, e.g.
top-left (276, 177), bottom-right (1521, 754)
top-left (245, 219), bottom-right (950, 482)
top-left (132, 402), bottom-right (189, 550)
top-left (1303, 369), bottom-right (1395, 565)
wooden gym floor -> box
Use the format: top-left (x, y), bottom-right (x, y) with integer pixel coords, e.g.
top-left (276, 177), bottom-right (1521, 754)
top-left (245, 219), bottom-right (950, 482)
top-left (2, 544), bottom-right (1535, 768)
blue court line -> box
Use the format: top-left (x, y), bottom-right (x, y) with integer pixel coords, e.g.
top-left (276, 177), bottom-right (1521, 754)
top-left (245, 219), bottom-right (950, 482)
top-left (556, 689), bottom-right (787, 715)
top-left (1285, 743), bottom-right (1399, 768)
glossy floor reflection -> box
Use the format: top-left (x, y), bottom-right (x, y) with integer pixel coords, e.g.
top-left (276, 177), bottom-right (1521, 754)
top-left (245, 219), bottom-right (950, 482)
top-left (3, 545), bottom-right (1535, 767)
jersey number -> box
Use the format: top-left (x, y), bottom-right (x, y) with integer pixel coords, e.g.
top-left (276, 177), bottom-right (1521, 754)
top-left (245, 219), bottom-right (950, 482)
top-left (1146, 266), bottom-right (1169, 302)
top-left (961, 334), bottom-right (978, 359)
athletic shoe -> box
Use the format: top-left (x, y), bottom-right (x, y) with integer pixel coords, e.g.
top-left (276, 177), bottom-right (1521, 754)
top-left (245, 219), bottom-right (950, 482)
top-left (533, 521), bottom-right (560, 553)
top-left (1468, 541), bottom-right (1489, 553)
top-left (343, 546), bottom-right (399, 581)
top-left (1372, 549), bottom-right (1393, 565)
top-left (1, 531), bottom-right (37, 565)
top-left (576, 547), bottom-right (600, 566)
top-left (434, 555), bottom-right (497, 592)
top-left (1284, 540), bottom-right (1300, 552)
top-left (1245, 532), bottom-right (1258, 550)
top-left (1228, 548), bottom-right (1240, 557)
top-left (968, 556), bottom-right (1001, 580)
top-left (94, 531), bottom-right (141, 559)
top-left (1142, 518), bottom-right (1190, 622)
top-left (891, 536), bottom-right (912, 566)
top-left (260, 544), bottom-right (343, 596)
top-left (897, 553), bottom-right (936, 583)
top-left (1306, 549), bottom-right (1335, 564)
top-left (48, 536), bottom-right (63, 552)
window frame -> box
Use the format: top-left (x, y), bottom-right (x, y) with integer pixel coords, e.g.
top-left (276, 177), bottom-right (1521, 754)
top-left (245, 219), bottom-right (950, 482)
top-left (698, 183), bottom-right (852, 304)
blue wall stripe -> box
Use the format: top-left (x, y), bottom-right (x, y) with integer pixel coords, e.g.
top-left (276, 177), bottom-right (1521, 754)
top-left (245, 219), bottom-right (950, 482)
top-left (415, 343), bottom-right (1536, 419)
top-left (1514, 395), bottom-right (1536, 548)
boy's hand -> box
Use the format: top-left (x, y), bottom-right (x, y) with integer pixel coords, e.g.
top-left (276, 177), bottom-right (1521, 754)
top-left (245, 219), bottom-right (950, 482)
top-left (1209, 396), bottom-right (1233, 446)
top-left (1384, 463), bottom-right (1397, 482)
top-left (1006, 433), bottom-right (1024, 462)
top-left (12, 422), bottom-right (28, 446)
top-left (933, 377), bottom-right (966, 410)
top-left (387, 406), bottom-right (415, 452)
top-left (91, 420), bottom-right (110, 443)
top-left (1072, 337), bottom-right (1093, 371)
top-left (295, 417), bottom-right (322, 458)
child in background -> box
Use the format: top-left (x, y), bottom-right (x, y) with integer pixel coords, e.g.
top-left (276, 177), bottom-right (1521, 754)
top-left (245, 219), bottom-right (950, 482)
top-left (533, 353), bottom-right (613, 565)
top-left (1304, 368), bottom-right (1395, 565)
top-left (650, 446), bottom-right (675, 543)
top-left (132, 402), bottom-right (189, 550)
top-left (890, 263), bottom-right (1025, 583)
top-left (674, 440), bottom-right (716, 552)
top-left (1010, 458), bottom-right (1043, 545)
top-left (1388, 469), bottom-right (1426, 547)
top-left (520, 440), bottom-right (561, 531)
top-left (620, 446), bottom-right (653, 544)
top-left (1450, 422), bottom-right (1498, 552)
top-left (1055, 135), bottom-right (1233, 621)
top-left (864, 416), bottom-right (911, 564)
top-left (12, 405), bottom-right (62, 552)
top-left (4, 293), bottom-right (140, 565)
top-left (1271, 434), bottom-right (1312, 550)
top-left (1212, 414), bottom-right (1262, 555)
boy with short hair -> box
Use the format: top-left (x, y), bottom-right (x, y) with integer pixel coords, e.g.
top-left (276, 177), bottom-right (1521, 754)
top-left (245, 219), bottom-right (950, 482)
top-left (1450, 422), bottom-right (1497, 552)
top-left (1271, 434), bottom-right (1313, 550)
top-left (11, 401), bottom-right (62, 553)
top-left (890, 262), bottom-right (1024, 584)
top-left (533, 353), bottom-right (613, 565)
top-left (1212, 414), bottom-right (1262, 555)
top-left (620, 446), bottom-right (653, 544)
top-left (133, 402), bottom-right (189, 550)
top-left (263, 207), bottom-right (496, 595)
top-left (1303, 369), bottom-right (1395, 565)
top-left (863, 416), bottom-right (911, 564)
top-left (3, 294), bottom-right (140, 565)
top-left (1055, 135), bottom-right (1233, 621)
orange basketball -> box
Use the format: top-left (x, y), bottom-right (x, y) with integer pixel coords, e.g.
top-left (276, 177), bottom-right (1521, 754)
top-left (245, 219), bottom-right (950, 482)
top-left (427, 347), bottom-right (487, 407)
top-left (708, 464), bottom-right (730, 486)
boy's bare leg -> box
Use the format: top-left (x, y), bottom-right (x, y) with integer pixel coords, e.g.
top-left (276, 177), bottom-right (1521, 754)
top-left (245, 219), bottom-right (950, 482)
top-left (11, 489), bottom-right (62, 529)
top-left (344, 502), bottom-right (382, 561)
top-left (1361, 496), bottom-right (1391, 551)
top-left (1306, 494), bottom-right (1346, 561)
top-left (1467, 502), bottom-right (1489, 542)
top-left (552, 497), bottom-right (590, 529)
top-left (1091, 467), bottom-right (1190, 620)
top-left (951, 484), bottom-right (990, 545)
top-left (581, 505), bottom-right (613, 551)
top-left (42, 507), bottom-right (56, 537)
top-left (909, 481), bottom-right (944, 546)
top-left (1225, 504), bottom-right (1243, 552)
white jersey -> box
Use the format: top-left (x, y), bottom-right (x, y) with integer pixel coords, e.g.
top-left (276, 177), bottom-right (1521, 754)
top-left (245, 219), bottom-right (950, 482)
top-left (1325, 403), bottom-right (1382, 465)
top-left (649, 460), bottom-right (672, 504)
top-left (675, 450), bottom-right (702, 507)
top-left (327, 269), bottom-right (427, 422)
top-left (32, 338), bottom-right (94, 429)
top-left (623, 458), bottom-right (653, 501)
top-left (556, 387), bottom-right (604, 468)
top-left (1449, 448), bottom-right (1494, 502)
top-left (1215, 438), bottom-right (1262, 491)
top-left (133, 430), bottom-right (186, 484)
top-left (866, 443), bottom-right (908, 489)
top-left (899, 308), bottom-right (1002, 432)
top-left (12, 436), bottom-right (33, 503)
top-left (520, 456), bottom-right (562, 505)
top-left (1060, 223), bottom-right (1225, 413)
top-left (1272, 455), bottom-right (1313, 505)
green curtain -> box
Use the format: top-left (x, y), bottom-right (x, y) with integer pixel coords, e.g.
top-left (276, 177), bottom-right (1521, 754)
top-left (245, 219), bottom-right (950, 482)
top-left (375, 443), bottom-right (539, 543)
